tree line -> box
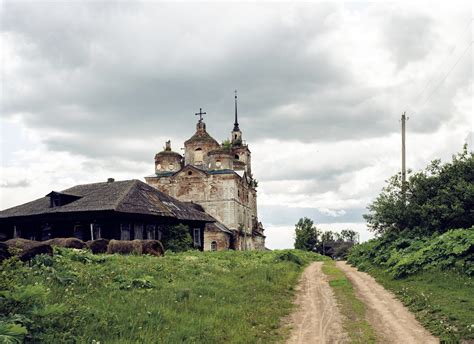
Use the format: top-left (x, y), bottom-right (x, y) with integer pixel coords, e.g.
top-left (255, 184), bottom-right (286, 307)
top-left (294, 217), bottom-right (358, 259)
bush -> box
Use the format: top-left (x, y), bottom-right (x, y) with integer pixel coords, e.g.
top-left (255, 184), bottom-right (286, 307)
top-left (348, 228), bottom-right (474, 278)
top-left (161, 224), bottom-right (193, 252)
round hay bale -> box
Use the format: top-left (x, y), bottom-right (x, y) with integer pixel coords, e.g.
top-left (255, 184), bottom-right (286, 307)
top-left (46, 237), bottom-right (86, 249)
top-left (5, 238), bottom-right (53, 261)
top-left (0, 242), bottom-right (12, 262)
top-left (107, 239), bottom-right (142, 255)
top-left (86, 239), bottom-right (109, 254)
top-left (141, 240), bottom-right (165, 256)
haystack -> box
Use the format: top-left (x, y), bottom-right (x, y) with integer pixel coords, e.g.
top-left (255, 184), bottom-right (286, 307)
top-left (0, 242), bottom-right (12, 261)
top-left (5, 238), bottom-right (53, 261)
top-left (46, 237), bottom-right (86, 249)
top-left (141, 240), bottom-right (165, 256)
top-left (86, 239), bottom-right (109, 254)
top-left (107, 239), bottom-right (142, 255)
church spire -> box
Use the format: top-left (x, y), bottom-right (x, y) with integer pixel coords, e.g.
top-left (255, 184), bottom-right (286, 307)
top-left (233, 90), bottom-right (240, 131)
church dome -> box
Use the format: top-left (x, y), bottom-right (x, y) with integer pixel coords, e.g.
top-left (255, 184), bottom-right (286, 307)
top-left (155, 141), bottom-right (183, 173)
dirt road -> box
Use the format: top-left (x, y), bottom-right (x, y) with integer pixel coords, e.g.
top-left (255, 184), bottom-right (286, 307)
top-left (336, 261), bottom-right (438, 344)
top-left (287, 262), bottom-right (349, 344)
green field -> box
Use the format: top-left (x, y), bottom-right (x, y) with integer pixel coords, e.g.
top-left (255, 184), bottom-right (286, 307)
top-left (0, 248), bottom-right (326, 343)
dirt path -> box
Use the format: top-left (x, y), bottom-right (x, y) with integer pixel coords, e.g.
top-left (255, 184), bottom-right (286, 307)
top-left (336, 261), bottom-right (438, 344)
top-left (287, 262), bottom-right (349, 344)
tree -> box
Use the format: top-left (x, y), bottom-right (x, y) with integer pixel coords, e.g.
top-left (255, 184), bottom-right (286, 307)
top-left (294, 217), bottom-right (320, 251)
top-left (364, 145), bottom-right (474, 236)
top-left (161, 224), bottom-right (193, 252)
top-left (340, 229), bottom-right (358, 243)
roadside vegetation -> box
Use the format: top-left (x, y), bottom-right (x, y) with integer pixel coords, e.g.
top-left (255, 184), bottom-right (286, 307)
top-left (294, 217), bottom-right (358, 259)
top-left (0, 248), bottom-right (325, 343)
top-left (321, 261), bottom-right (377, 343)
top-left (348, 146), bottom-right (474, 342)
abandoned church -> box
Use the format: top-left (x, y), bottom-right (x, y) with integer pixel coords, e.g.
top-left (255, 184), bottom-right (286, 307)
top-left (145, 93), bottom-right (265, 251)
top-left (0, 93), bottom-right (265, 251)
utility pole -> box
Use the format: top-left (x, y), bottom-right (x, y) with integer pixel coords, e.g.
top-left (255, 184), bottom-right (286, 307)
top-left (401, 112), bottom-right (408, 197)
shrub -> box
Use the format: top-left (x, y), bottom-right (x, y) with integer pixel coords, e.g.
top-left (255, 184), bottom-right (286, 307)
top-left (161, 224), bottom-right (193, 252)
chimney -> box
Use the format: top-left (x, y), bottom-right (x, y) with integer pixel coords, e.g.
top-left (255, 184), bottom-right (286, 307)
top-left (107, 178), bottom-right (115, 183)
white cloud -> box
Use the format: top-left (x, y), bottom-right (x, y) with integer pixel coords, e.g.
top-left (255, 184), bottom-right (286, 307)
top-left (0, 2), bottom-right (471, 249)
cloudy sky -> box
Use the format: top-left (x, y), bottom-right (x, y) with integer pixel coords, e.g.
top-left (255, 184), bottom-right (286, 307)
top-left (1, 1), bottom-right (472, 248)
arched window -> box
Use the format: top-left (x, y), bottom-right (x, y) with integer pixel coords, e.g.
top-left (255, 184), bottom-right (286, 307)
top-left (234, 154), bottom-right (239, 160)
top-left (168, 163), bottom-right (174, 171)
top-left (216, 160), bottom-right (221, 168)
top-left (211, 241), bottom-right (217, 251)
top-left (195, 148), bottom-right (203, 163)
top-left (156, 163), bottom-right (162, 170)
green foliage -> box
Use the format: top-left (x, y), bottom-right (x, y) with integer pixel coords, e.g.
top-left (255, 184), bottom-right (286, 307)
top-left (161, 224), bottom-right (193, 252)
top-left (348, 228), bottom-right (474, 278)
top-left (221, 139), bottom-right (232, 150)
top-left (0, 322), bottom-right (28, 344)
top-left (364, 146), bottom-right (474, 235)
top-left (294, 217), bottom-right (320, 251)
top-left (0, 248), bottom-right (326, 343)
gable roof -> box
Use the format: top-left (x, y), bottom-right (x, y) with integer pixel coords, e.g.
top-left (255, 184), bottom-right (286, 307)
top-left (0, 179), bottom-right (214, 222)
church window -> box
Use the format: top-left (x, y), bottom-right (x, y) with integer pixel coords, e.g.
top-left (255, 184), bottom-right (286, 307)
top-left (235, 154), bottom-right (239, 160)
top-left (156, 163), bottom-right (162, 170)
top-left (216, 160), bottom-right (221, 168)
top-left (211, 241), bottom-right (217, 251)
top-left (193, 228), bottom-right (201, 247)
top-left (169, 163), bottom-right (174, 171)
top-left (188, 171), bottom-right (193, 176)
top-left (195, 148), bottom-right (203, 163)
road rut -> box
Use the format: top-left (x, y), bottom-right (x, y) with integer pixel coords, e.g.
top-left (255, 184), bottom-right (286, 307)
top-left (337, 261), bottom-right (438, 344)
top-left (287, 262), bottom-right (349, 344)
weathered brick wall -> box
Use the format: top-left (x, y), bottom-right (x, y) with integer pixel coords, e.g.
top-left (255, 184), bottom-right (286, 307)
top-left (203, 229), bottom-right (231, 251)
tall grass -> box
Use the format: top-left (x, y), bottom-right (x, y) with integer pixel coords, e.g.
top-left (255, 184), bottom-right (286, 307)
top-left (0, 248), bottom-right (325, 343)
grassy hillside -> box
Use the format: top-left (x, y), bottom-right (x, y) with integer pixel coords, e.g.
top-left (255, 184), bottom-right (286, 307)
top-left (0, 248), bottom-right (326, 343)
top-left (347, 229), bottom-right (474, 342)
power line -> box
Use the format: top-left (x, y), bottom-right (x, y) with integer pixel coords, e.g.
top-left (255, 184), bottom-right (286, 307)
top-left (415, 39), bottom-right (472, 111)
top-left (413, 19), bottom-right (473, 102)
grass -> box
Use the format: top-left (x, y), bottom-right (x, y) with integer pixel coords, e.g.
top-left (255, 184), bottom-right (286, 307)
top-left (321, 260), bottom-right (377, 344)
top-left (358, 265), bottom-right (474, 343)
top-left (0, 248), bottom-right (326, 343)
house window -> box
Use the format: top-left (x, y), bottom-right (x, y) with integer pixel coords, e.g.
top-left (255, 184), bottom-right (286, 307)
top-left (211, 241), bottom-right (217, 251)
top-left (120, 223), bottom-right (131, 240)
top-left (193, 228), bottom-right (201, 247)
top-left (93, 224), bottom-right (101, 239)
top-left (146, 225), bottom-right (156, 240)
top-left (195, 148), bottom-right (203, 163)
top-left (134, 223), bottom-right (144, 240)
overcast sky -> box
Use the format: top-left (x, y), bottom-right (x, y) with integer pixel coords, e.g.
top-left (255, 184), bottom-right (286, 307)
top-left (1, 1), bottom-right (472, 248)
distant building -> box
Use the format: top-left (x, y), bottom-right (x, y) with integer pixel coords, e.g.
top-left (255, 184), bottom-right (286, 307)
top-left (0, 179), bottom-right (214, 250)
top-left (145, 94), bottom-right (265, 251)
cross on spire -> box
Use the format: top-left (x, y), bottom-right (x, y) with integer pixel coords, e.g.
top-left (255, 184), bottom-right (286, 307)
top-left (195, 108), bottom-right (206, 122)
